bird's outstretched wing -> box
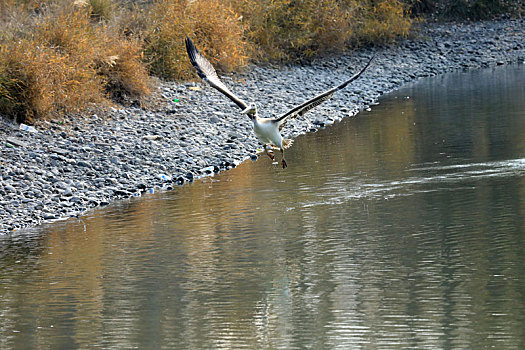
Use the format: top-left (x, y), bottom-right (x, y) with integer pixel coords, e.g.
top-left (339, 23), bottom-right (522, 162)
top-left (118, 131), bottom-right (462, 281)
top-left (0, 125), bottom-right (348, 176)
top-left (275, 54), bottom-right (374, 128)
top-left (185, 36), bottom-right (250, 112)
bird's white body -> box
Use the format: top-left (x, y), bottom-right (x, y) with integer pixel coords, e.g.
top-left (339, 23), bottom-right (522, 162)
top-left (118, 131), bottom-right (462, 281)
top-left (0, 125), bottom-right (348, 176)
top-left (253, 117), bottom-right (283, 149)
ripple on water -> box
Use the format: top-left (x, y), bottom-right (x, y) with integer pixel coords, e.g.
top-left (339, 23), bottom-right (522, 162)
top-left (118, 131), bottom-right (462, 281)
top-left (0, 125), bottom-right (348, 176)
top-left (298, 157), bottom-right (525, 209)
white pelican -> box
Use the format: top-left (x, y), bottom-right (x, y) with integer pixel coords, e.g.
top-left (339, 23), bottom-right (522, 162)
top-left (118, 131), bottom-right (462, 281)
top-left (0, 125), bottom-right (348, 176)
top-left (185, 36), bottom-right (373, 168)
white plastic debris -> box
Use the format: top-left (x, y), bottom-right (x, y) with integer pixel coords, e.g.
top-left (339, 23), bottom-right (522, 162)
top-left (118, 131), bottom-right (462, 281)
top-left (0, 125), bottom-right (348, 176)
top-left (19, 123), bottom-right (38, 133)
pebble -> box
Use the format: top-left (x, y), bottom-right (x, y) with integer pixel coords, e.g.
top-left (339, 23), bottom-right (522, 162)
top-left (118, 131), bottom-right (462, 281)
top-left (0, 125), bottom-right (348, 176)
top-left (1, 19), bottom-right (524, 235)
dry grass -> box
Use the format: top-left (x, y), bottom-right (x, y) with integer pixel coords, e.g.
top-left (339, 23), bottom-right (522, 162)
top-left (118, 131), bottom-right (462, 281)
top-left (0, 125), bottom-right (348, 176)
top-left (86, 0), bottom-right (115, 21)
top-left (0, 2), bottom-right (150, 121)
top-left (142, 0), bottom-right (250, 80)
top-left (231, 0), bottom-right (412, 61)
top-left (0, 39), bottom-right (105, 122)
top-left (0, 0), bottom-right (414, 122)
top-left (230, 0), bottom-right (351, 61)
top-left (355, 0), bottom-right (413, 44)
top-left (98, 38), bottom-right (151, 102)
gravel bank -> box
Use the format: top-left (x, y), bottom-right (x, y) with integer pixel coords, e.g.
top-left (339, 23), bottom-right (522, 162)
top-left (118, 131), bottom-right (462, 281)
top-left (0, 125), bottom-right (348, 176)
top-left (1, 19), bottom-right (524, 235)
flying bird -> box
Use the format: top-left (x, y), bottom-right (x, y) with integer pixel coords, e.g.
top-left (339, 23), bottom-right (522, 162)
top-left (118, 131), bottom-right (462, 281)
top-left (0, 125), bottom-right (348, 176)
top-left (185, 36), bottom-right (373, 168)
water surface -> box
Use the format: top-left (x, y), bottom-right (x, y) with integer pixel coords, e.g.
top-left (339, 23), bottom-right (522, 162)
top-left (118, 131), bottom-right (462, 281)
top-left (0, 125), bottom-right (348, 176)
top-left (1, 65), bottom-right (525, 349)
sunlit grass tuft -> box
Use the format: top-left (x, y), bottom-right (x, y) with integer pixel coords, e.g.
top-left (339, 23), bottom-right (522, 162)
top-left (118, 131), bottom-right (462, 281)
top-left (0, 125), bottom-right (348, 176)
top-left (0, 38), bottom-right (105, 122)
top-left (230, 0), bottom-right (412, 61)
top-left (0, 3), bottom-right (150, 121)
top-left (87, 0), bottom-right (115, 21)
top-left (143, 0), bottom-right (249, 80)
top-left (356, 0), bottom-right (413, 45)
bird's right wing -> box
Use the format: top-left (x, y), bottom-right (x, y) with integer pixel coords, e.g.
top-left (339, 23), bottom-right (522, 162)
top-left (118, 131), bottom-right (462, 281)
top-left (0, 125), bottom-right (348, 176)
top-left (185, 36), bottom-right (250, 112)
top-left (274, 54), bottom-right (374, 128)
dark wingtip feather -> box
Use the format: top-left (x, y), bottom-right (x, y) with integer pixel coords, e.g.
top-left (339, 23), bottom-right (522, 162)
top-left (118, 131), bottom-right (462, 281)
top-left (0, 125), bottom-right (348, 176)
top-left (183, 36), bottom-right (250, 111)
top-left (363, 52), bottom-right (375, 70)
top-left (185, 36), bottom-right (195, 55)
top-left (335, 53), bottom-right (375, 91)
top-left (185, 36), bottom-right (206, 80)
top-left (185, 36), bottom-right (197, 64)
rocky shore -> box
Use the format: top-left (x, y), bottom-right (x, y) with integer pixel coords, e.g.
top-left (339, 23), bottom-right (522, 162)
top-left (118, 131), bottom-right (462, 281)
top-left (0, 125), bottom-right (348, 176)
top-left (1, 19), bottom-right (524, 235)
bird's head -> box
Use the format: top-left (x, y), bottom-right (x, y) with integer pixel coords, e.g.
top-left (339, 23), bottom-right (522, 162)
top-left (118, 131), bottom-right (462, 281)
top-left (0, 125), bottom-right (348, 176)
top-left (241, 104), bottom-right (257, 118)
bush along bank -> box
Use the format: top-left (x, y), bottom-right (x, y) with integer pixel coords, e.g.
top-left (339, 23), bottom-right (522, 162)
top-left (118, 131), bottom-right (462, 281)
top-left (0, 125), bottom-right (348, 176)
top-left (0, 0), bottom-right (412, 123)
top-left (0, 19), bottom-right (524, 234)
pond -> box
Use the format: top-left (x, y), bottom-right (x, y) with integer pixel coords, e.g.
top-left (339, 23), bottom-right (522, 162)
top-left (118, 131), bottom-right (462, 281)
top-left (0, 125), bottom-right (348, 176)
top-left (1, 65), bottom-right (524, 349)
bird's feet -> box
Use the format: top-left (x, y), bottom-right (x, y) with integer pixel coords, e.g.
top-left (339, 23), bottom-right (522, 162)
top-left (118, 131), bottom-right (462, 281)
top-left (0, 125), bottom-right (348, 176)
top-left (266, 150), bottom-right (275, 160)
top-left (281, 159), bottom-right (287, 169)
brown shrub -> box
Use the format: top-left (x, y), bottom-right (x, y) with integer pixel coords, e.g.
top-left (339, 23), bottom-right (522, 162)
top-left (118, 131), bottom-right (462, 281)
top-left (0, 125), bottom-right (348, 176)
top-left (0, 3), bottom-right (150, 121)
top-left (140, 1), bottom-right (188, 80)
top-left (230, 0), bottom-right (350, 61)
top-left (143, 0), bottom-right (249, 80)
top-left (97, 37), bottom-right (151, 101)
top-left (86, 0), bottom-right (115, 21)
top-left (0, 39), bottom-right (104, 122)
top-left (1, 0), bottom-right (413, 121)
top-left (353, 0), bottom-right (413, 45)
top-left (231, 0), bottom-right (412, 61)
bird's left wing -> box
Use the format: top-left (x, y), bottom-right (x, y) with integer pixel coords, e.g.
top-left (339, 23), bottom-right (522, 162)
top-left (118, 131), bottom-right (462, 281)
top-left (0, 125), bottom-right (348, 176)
top-left (275, 54), bottom-right (374, 128)
top-left (185, 36), bottom-right (250, 112)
